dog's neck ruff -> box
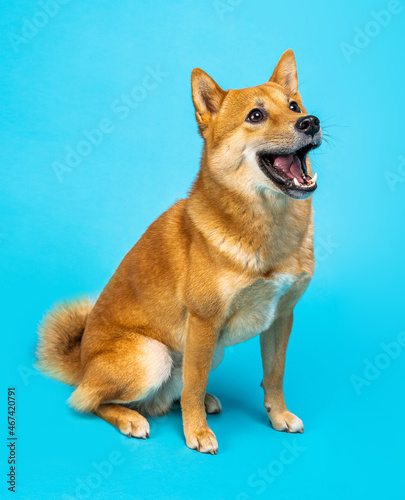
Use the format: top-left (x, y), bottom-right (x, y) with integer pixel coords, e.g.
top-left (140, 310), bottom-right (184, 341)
top-left (187, 167), bottom-right (313, 275)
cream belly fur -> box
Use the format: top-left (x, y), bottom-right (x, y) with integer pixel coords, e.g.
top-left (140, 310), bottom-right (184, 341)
top-left (220, 273), bottom-right (302, 347)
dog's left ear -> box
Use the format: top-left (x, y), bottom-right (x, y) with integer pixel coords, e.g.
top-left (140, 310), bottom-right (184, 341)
top-left (191, 68), bottom-right (226, 136)
top-left (269, 49), bottom-right (298, 94)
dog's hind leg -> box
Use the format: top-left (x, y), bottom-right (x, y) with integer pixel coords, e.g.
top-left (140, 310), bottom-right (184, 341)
top-left (95, 403), bottom-right (150, 438)
top-left (69, 330), bottom-right (173, 438)
top-left (204, 346), bottom-right (224, 414)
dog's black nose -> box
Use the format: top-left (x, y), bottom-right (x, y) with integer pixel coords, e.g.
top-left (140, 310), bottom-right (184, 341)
top-left (295, 115), bottom-right (320, 137)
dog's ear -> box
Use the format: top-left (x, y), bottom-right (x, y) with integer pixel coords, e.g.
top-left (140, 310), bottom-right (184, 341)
top-left (191, 69), bottom-right (226, 135)
top-left (269, 49), bottom-right (298, 94)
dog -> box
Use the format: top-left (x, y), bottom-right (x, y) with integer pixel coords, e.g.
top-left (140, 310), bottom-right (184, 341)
top-left (37, 49), bottom-right (322, 454)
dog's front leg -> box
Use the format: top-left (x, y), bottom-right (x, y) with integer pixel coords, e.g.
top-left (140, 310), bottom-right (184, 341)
top-left (260, 312), bottom-right (304, 433)
top-left (181, 313), bottom-right (219, 454)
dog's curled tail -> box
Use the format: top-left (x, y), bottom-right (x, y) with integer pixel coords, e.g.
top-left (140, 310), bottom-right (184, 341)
top-left (37, 297), bottom-right (93, 386)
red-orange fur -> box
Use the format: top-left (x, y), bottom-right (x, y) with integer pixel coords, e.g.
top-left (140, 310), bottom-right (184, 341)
top-left (37, 50), bottom-right (320, 453)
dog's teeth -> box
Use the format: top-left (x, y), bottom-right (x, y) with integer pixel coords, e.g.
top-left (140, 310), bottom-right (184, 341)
top-left (312, 173), bottom-right (317, 183)
top-left (293, 178), bottom-right (300, 186)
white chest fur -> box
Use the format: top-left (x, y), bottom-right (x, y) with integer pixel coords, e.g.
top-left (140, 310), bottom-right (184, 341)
top-left (220, 273), bottom-right (299, 347)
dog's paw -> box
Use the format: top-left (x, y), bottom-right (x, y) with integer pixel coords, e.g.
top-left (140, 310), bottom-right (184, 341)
top-left (119, 413), bottom-right (150, 439)
top-left (266, 409), bottom-right (304, 433)
top-left (204, 393), bottom-right (222, 414)
top-left (186, 427), bottom-right (218, 454)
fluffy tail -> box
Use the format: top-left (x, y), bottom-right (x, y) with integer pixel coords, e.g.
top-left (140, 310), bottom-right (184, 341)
top-left (37, 297), bottom-right (93, 386)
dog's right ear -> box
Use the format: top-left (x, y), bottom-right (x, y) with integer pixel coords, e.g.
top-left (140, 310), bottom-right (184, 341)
top-left (191, 69), bottom-right (226, 136)
top-left (269, 49), bottom-right (298, 95)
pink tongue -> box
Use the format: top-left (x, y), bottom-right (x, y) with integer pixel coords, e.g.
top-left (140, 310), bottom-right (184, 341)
top-left (273, 153), bottom-right (303, 182)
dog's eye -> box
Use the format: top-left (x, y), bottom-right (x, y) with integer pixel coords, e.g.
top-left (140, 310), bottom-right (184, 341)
top-left (247, 109), bottom-right (264, 123)
top-left (289, 101), bottom-right (301, 113)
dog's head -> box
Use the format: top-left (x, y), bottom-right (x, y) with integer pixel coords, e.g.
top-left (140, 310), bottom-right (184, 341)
top-left (191, 50), bottom-right (322, 200)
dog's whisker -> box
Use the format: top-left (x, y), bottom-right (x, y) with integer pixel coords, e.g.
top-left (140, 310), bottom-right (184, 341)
top-left (322, 124), bottom-right (349, 129)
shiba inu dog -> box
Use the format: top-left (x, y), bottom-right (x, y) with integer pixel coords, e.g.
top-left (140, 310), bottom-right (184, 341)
top-left (37, 49), bottom-right (322, 454)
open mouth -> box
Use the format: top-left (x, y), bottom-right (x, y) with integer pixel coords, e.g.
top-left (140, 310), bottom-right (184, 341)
top-left (257, 142), bottom-right (319, 199)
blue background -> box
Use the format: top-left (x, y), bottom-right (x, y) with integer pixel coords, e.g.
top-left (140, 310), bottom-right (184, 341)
top-left (1, 0), bottom-right (404, 498)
